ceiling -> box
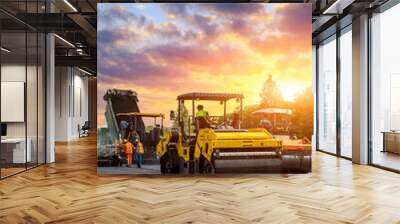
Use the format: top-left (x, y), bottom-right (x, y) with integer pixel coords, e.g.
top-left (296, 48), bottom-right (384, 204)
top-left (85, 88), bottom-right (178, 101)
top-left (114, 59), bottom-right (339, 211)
top-left (311, 0), bottom-right (390, 43)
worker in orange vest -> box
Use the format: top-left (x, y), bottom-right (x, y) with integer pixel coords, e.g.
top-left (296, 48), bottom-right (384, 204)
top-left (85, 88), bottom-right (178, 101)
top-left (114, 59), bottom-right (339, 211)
top-left (123, 139), bottom-right (134, 167)
top-left (134, 139), bottom-right (144, 168)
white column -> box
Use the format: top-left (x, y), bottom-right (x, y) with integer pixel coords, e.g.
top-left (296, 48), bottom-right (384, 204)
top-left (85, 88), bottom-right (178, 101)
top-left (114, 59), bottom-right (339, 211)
top-left (352, 14), bottom-right (369, 164)
top-left (46, 33), bottom-right (55, 163)
top-left (54, 67), bottom-right (72, 141)
top-left (45, 0), bottom-right (56, 163)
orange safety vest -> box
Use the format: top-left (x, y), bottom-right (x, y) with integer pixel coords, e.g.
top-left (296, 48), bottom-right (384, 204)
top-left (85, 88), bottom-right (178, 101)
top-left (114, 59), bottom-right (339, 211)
top-left (124, 142), bottom-right (133, 154)
top-left (137, 142), bottom-right (144, 154)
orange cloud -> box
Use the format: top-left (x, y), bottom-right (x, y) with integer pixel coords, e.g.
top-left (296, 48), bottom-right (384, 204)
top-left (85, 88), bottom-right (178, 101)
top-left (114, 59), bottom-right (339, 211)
top-left (98, 3), bottom-right (311, 127)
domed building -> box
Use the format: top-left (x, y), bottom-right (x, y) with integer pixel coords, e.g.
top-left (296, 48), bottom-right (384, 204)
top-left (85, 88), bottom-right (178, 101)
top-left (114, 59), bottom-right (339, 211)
top-left (260, 74), bottom-right (284, 107)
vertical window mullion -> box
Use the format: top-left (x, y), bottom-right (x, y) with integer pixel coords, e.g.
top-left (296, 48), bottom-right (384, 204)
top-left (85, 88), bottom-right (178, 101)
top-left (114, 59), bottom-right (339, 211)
top-left (36, 0), bottom-right (39, 167)
top-left (316, 45), bottom-right (320, 151)
top-left (25, 1), bottom-right (28, 171)
top-left (336, 29), bottom-right (341, 157)
top-left (367, 11), bottom-right (373, 165)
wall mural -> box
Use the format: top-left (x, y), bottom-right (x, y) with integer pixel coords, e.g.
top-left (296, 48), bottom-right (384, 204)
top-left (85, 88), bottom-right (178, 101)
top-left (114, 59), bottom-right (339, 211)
top-left (97, 3), bottom-right (313, 175)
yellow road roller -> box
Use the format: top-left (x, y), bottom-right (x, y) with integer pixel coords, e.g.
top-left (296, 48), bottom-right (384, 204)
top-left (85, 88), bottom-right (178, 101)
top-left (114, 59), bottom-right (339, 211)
top-left (156, 92), bottom-right (311, 174)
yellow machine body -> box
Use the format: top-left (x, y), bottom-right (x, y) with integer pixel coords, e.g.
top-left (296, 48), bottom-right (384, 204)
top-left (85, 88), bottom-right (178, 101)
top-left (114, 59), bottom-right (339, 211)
top-left (156, 130), bottom-right (189, 161)
top-left (155, 127), bottom-right (312, 174)
top-left (194, 128), bottom-right (282, 162)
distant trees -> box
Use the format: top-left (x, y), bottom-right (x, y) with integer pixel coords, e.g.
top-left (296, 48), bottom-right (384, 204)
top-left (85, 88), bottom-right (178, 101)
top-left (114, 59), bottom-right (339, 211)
top-left (241, 104), bottom-right (262, 129)
top-left (291, 87), bottom-right (314, 139)
top-left (241, 75), bottom-right (314, 139)
top-left (260, 74), bottom-right (286, 108)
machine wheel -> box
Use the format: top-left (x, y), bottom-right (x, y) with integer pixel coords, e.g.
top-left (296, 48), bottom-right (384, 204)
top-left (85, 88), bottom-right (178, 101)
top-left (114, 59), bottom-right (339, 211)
top-left (179, 157), bottom-right (186, 174)
top-left (160, 155), bottom-right (168, 174)
top-left (203, 158), bottom-right (215, 174)
top-left (160, 150), bottom-right (180, 174)
top-left (300, 156), bottom-right (312, 173)
top-left (282, 155), bottom-right (311, 173)
top-left (198, 156), bottom-right (204, 173)
top-left (188, 146), bottom-right (195, 174)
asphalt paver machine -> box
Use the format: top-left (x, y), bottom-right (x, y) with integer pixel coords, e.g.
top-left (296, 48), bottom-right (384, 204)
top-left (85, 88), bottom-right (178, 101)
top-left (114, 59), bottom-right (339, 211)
top-left (156, 92), bottom-right (311, 174)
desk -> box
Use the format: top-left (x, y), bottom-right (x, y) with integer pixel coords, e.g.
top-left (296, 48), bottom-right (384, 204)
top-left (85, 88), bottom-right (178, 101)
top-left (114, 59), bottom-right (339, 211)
top-left (1, 138), bottom-right (31, 164)
top-left (382, 131), bottom-right (400, 154)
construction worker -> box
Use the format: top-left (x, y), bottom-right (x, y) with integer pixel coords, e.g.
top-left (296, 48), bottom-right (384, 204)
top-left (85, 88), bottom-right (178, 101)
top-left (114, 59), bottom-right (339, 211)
top-left (120, 120), bottom-right (129, 139)
top-left (123, 139), bottom-right (133, 167)
top-left (231, 112), bottom-right (240, 129)
top-left (125, 120), bottom-right (133, 139)
top-left (130, 130), bottom-right (140, 145)
top-left (195, 104), bottom-right (210, 130)
top-left (134, 140), bottom-right (144, 168)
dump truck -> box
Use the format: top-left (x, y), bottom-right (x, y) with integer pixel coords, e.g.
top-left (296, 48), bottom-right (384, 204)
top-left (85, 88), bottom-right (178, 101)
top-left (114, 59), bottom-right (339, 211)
top-left (103, 89), bottom-right (145, 143)
top-left (98, 89), bottom-right (163, 166)
top-left (156, 92), bottom-right (311, 174)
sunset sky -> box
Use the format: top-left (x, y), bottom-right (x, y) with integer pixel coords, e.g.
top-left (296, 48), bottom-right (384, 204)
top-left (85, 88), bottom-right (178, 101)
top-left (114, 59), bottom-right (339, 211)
top-left (98, 3), bottom-right (311, 127)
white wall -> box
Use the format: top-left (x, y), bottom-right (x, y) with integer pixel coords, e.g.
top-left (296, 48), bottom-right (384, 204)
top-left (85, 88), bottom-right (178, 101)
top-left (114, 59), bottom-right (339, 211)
top-left (55, 67), bottom-right (69, 141)
top-left (1, 63), bottom-right (46, 164)
top-left (1, 65), bottom-right (28, 138)
top-left (55, 67), bottom-right (89, 141)
top-left (1, 64), bottom-right (40, 137)
top-left (72, 73), bottom-right (89, 138)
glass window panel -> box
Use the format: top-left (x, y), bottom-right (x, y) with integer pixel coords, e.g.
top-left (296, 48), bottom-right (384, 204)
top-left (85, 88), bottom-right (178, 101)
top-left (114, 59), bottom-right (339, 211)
top-left (26, 0), bottom-right (40, 169)
top-left (27, 31), bottom-right (38, 169)
top-left (318, 36), bottom-right (337, 154)
top-left (371, 3), bottom-right (400, 171)
top-left (390, 75), bottom-right (400, 130)
top-left (340, 29), bottom-right (352, 158)
top-left (1, 30), bottom-right (27, 177)
top-left (0, 1), bottom-right (46, 178)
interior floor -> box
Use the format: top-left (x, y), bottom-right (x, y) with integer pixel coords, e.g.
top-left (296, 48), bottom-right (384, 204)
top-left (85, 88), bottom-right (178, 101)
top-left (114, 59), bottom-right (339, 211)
top-left (0, 167), bottom-right (25, 178)
top-left (1, 163), bottom-right (44, 178)
top-left (0, 136), bottom-right (399, 223)
top-left (98, 165), bottom-right (161, 175)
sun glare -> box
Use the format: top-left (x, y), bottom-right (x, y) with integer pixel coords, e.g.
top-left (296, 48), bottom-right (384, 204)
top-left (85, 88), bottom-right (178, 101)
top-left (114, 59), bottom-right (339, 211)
top-left (279, 84), bottom-right (303, 102)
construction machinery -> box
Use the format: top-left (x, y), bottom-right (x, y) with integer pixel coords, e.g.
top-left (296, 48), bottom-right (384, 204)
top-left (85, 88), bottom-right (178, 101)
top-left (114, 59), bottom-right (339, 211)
top-left (115, 112), bottom-right (164, 148)
top-left (116, 112), bottom-right (165, 165)
top-left (252, 107), bottom-right (312, 171)
top-left (98, 89), bottom-right (164, 166)
top-left (156, 92), bottom-right (311, 174)
top-left (252, 108), bottom-right (293, 135)
top-left (103, 89), bottom-right (145, 143)
top-left (252, 107), bottom-right (312, 143)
